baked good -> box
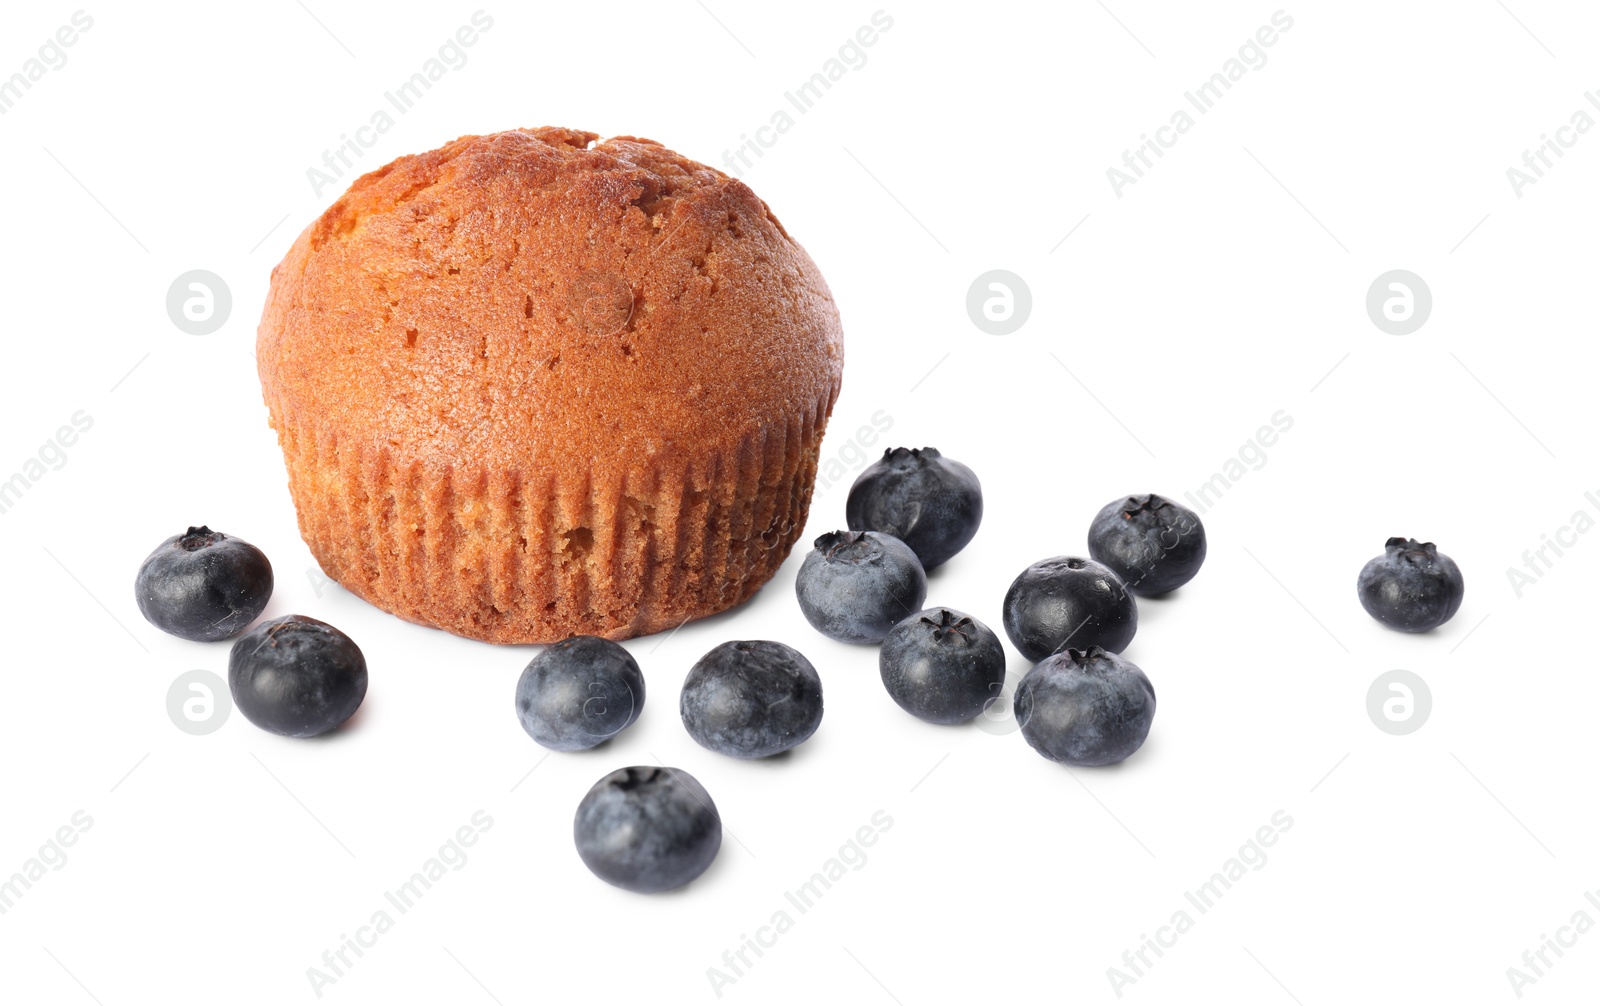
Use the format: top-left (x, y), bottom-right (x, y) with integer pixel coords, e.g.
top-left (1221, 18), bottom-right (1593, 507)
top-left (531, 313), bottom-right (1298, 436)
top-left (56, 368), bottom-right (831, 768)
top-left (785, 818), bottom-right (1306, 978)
top-left (257, 127), bottom-right (842, 643)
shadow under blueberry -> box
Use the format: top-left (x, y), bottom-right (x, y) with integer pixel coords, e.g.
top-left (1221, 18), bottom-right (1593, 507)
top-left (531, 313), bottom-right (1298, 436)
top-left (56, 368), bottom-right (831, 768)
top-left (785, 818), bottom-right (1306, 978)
top-left (922, 558), bottom-right (960, 585)
top-left (1134, 585), bottom-right (1184, 603)
top-left (1120, 585), bottom-right (1182, 639)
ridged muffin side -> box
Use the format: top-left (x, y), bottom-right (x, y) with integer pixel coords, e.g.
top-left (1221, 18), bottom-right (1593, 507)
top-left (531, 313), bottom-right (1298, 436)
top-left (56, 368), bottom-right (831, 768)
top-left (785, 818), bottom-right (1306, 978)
top-left (258, 127), bottom-right (842, 643)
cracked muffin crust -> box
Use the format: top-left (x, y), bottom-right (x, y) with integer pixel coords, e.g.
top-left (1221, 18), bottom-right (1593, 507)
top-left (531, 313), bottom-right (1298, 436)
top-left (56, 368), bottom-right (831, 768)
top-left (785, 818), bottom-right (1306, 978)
top-left (257, 127), bottom-right (843, 643)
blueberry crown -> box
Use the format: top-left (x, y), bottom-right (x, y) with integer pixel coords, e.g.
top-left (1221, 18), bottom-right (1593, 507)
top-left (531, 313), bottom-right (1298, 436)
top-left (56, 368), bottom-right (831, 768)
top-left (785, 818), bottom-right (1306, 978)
top-left (883, 446), bottom-right (940, 462)
top-left (255, 614), bottom-right (336, 650)
top-left (178, 525), bottom-right (224, 551)
top-left (919, 609), bottom-right (975, 644)
top-left (1056, 644), bottom-right (1108, 663)
top-left (610, 767), bottom-right (667, 792)
top-left (815, 529), bottom-right (871, 558)
top-left (1120, 495), bottom-right (1168, 519)
top-left (1384, 536), bottom-right (1437, 554)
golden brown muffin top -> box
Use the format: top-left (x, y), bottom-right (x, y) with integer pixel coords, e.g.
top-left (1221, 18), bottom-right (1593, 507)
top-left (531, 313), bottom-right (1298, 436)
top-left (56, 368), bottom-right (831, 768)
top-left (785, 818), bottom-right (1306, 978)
top-left (258, 127), bottom-right (843, 470)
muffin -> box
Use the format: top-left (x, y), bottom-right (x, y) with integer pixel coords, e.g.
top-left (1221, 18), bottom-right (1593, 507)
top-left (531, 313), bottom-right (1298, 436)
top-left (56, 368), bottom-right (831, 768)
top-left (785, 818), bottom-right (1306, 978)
top-left (257, 127), bottom-right (843, 643)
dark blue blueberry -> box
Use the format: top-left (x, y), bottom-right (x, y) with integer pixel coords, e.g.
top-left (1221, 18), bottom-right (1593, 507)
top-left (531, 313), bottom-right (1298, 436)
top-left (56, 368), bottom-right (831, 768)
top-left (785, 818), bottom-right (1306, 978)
top-left (228, 615), bottom-right (367, 738)
top-left (879, 607), bottom-right (1007, 725)
top-left (1014, 646), bottom-right (1155, 767)
top-left (846, 447), bottom-right (983, 569)
top-left (680, 640), bottom-right (823, 759)
top-left (1087, 494), bottom-right (1206, 596)
top-left (516, 636), bottom-right (644, 751)
top-left (1002, 556), bottom-right (1137, 661)
top-left (1357, 537), bottom-right (1465, 632)
top-left (795, 530), bottom-right (927, 644)
top-left (574, 766), bottom-right (721, 894)
top-left (134, 525), bottom-right (273, 641)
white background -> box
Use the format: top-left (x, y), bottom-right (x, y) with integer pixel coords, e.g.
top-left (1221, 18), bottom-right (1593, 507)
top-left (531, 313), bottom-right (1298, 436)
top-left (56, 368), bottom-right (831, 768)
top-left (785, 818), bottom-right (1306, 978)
top-left (1, 2), bottom-right (1596, 1003)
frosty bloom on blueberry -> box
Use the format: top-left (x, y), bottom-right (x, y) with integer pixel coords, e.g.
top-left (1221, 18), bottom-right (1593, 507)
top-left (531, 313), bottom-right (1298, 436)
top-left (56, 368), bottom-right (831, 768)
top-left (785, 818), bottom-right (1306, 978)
top-left (1002, 556), bottom-right (1138, 661)
top-left (879, 607), bottom-right (1007, 725)
top-left (1357, 537), bottom-right (1465, 632)
top-left (515, 636), bottom-right (644, 751)
top-left (1087, 494), bottom-right (1206, 596)
top-left (134, 525), bottom-right (273, 641)
top-left (574, 766), bottom-right (722, 894)
top-left (1014, 645), bottom-right (1156, 767)
top-left (680, 640), bottom-right (824, 759)
top-left (846, 447), bottom-right (983, 569)
top-left (795, 530), bottom-right (926, 644)
top-left (228, 614), bottom-right (367, 738)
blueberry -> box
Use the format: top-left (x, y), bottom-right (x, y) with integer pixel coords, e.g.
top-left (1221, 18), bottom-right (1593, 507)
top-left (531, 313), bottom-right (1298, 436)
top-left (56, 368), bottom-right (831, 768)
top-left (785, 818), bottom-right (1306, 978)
top-left (1002, 556), bottom-right (1138, 661)
top-left (228, 615), bottom-right (367, 738)
top-left (516, 636), bottom-right (644, 751)
top-left (574, 766), bottom-right (721, 894)
top-left (680, 640), bottom-right (823, 759)
top-left (1357, 537), bottom-right (1465, 632)
top-left (134, 525), bottom-right (273, 641)
top-left (795, 530), bottom-right (927, 644)
top-left (1087, 494), bottom-right (1206, 596)
top-left (846, 447), bottom-right (983, 569)
top-left (1014, 646), bottom-right (1156, 767)
top-left (879, 608), bottom-right (1007, 725)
